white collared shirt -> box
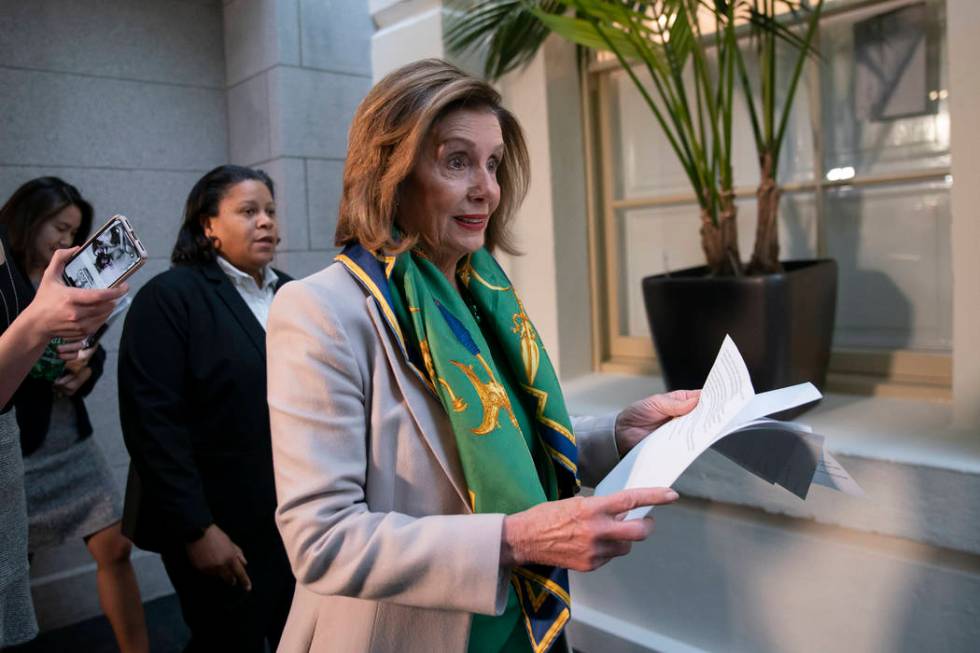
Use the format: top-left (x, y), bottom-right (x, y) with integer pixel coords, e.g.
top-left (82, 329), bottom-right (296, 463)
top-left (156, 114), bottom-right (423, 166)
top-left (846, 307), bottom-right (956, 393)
top-left (215, 255), bottom-right (279, 330)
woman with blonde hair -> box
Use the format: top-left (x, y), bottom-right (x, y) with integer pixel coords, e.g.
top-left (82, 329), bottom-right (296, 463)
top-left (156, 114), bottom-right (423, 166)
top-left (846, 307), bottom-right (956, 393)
top-left (267, 59), bottom-right (699, 653)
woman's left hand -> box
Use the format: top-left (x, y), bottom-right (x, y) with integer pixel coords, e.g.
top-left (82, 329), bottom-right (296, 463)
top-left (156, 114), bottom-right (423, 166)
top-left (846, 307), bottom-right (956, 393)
top-left (56, 339), bottom-right (87, 361)
top-left (53, 364), bottom-right (93, 397)
top-left (62, 346), bottom-right (95, 373)
top-left (615, 389), bottom-right (701, 454)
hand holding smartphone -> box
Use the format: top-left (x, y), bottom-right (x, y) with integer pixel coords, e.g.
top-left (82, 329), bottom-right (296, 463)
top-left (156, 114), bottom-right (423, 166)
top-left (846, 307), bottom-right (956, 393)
top-left (63, 215), bottom-right (147, 290)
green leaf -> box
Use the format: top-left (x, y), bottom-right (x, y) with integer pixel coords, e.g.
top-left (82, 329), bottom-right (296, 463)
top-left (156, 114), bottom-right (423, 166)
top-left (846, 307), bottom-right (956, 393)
top-left (445, 1), bottom-right (565, 81)
top-left (532, 8), bottom-right (646, 60)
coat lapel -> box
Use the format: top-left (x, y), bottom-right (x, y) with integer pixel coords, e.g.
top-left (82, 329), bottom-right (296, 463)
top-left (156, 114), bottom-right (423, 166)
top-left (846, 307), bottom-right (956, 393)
top-left (201, 261), bottom-right (269, 358)
top-left (365, 297), bottom-right (471, 512)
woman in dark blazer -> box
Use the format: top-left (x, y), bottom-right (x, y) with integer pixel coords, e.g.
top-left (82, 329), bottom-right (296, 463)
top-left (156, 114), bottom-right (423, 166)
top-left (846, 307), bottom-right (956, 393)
top-left (118, 165), bottom-right (294, 653)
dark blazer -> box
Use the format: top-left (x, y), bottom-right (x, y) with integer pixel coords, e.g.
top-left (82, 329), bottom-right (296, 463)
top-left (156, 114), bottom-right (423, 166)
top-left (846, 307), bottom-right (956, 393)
top-left (118, 260), bottom-right (292, 555)
top-left (14, 346), bottom-right (105, 456)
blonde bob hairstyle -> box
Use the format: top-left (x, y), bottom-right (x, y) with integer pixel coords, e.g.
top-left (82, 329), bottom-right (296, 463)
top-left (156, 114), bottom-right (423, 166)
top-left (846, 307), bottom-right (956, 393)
top-left (335, 59), bottom-right (530, 256)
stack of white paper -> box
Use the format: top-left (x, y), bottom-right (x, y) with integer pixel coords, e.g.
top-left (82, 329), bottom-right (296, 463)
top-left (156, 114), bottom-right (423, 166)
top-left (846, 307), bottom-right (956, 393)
top-left (595, 336), bottom-right (862, 519)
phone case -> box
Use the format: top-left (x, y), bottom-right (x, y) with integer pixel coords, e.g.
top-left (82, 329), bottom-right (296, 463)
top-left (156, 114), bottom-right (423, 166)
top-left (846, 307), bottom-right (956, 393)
top-left (62, 215), bottom-right (148, 289)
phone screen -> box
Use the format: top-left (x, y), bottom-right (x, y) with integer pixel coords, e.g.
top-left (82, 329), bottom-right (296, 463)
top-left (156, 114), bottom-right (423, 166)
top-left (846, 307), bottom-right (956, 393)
top-left (63, 219), bottom-right (143, 289)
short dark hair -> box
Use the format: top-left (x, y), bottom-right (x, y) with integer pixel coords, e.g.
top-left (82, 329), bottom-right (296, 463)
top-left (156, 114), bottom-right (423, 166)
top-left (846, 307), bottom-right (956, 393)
top-left (171, 165), bottom-right (275, 266)
top-left (0, 177), bottom-right (94, 274)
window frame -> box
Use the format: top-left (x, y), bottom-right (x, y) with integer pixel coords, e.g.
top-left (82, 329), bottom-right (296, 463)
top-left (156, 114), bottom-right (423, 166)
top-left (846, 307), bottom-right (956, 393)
top-left (581, 0), bottom-right (952, 398)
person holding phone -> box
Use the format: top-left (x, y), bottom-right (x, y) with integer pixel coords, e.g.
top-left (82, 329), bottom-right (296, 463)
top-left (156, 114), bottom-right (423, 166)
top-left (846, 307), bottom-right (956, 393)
top-left (118, 165), bottom-right (295, 652)
top-left (1, 233), bottom-right (123, 648)
top-left (0, 177), bottom-right (149, 653)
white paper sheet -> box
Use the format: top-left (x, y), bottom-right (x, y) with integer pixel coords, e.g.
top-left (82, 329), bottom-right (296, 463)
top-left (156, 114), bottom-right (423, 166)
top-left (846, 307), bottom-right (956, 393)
top-left (593, 335), bottom-right (862, 518)
top-left (812, 450), bottom-right (865, 497)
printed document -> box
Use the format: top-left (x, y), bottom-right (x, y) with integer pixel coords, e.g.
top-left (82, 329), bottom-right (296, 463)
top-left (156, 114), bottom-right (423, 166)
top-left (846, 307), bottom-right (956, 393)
top-left (595, 336), bottom-right (862, 519)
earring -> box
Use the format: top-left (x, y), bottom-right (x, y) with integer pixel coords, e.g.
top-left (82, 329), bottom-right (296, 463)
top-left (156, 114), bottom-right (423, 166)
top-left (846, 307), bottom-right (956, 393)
top-left (209, 235), bottom-right (222, 251)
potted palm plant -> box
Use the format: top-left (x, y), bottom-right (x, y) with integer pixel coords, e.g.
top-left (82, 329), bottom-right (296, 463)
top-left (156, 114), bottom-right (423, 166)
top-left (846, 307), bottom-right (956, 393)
top-left (446, 0), bottom-right (836, 398)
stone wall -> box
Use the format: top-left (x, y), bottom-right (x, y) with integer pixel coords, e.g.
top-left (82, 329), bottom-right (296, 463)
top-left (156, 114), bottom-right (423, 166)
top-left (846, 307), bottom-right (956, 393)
top-left (224, 0), bottom-right (373, 280)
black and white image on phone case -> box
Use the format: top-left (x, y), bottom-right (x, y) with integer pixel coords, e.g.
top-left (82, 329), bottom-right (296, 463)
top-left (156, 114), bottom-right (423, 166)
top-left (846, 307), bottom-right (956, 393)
top-left (65, 221), bottom-right (140, 289)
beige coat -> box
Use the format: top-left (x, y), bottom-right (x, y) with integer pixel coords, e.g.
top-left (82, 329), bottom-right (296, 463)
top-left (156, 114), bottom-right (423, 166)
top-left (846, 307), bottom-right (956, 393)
top-left (267, 262), bottom-right (621, 652)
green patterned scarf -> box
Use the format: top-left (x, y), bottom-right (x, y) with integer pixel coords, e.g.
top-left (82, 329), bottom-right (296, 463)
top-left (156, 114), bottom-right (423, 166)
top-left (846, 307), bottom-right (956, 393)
top-left (337, 243), bottom-right (579, 653)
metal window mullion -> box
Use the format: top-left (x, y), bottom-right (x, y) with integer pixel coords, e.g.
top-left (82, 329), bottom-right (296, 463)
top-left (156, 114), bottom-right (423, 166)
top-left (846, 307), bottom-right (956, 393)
top-left (581, 59), bottom-right (605, 372)
top-left (597, 73), bottom-right (628, 358)
top-left (609, 168), bottom-right (951, 210)
top-left (809, 24), bottom-right (828, 258)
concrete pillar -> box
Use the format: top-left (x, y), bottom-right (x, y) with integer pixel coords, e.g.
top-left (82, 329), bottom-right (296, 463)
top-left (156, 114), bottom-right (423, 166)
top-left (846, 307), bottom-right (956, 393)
top-left (371, 0), bottom-right (445, 81)
top-left (496, 37), bottom-right (593, 380)
top-left (224, 0), bottom-right (374, 279)
top-left (947, 0), bottom-right (980, 429)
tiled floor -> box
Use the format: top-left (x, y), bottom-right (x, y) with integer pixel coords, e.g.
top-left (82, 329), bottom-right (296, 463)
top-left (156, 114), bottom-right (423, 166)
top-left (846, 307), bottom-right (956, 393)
top-left (8, 594), bottom-right (189, 653)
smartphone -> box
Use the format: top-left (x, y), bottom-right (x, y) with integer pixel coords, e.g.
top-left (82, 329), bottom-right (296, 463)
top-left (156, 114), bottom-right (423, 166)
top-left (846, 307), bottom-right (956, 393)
top-left (63, 215), bottom-right (147, 289)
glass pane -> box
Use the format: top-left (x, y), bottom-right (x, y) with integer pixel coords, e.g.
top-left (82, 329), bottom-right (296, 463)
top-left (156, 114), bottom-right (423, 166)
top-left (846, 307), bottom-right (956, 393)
top-left (608, 67), bottom-right (704, 199)
top-left (606, 32), bottom-right (817, 201)
top-left (616, 202), bottom-right (705, 339)
top-left (735, 41), bottom-right (818, 186)
top-left (616, 193), bottom-right (818, 338)
top-left (825, 180), bottom-right (952, 351)
top-left (778, 191), bottom-right (820, 261)
top-left (820, 0), bottom-right (949, 177)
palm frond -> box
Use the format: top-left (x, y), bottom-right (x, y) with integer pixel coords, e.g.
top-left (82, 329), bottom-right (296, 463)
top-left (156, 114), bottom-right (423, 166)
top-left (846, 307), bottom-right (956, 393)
top-left (444, 1), bottom-right (565, 81)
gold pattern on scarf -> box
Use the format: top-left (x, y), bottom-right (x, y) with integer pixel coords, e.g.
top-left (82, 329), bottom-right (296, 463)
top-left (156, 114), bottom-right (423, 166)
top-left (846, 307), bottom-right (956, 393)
top-left (512, 297), bottom-right (540, 384)
top-left (520, 385), bottom-right (576, 445)
top-left (458, 255), bottom-right (510, 291)
top-left (523, 579), bottom-right (550, 612)
top-left (521, 384), bottom-right (579, 483)
top-left (451, 354), bottom-right (518, 435)
top-left (379, 254), bottom-right (397, 279)
top-left (438, 378), bottom-right (467, 412)
top-left (419, 340), bottom-right (459, 405)
top-left (419, 339), bottom-right (436, 380)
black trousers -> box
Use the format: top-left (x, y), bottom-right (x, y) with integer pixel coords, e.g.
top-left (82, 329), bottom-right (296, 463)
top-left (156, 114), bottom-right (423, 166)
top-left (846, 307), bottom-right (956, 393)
top-left (161, 542), bottom-right (294, 653)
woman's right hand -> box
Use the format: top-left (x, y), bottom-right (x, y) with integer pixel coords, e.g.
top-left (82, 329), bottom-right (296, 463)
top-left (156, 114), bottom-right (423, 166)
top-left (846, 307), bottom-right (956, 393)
top-left (500, 487), bottom-right (679, 572)
top-left (186, 524), bottom-right (252, 591)
top-left (23, 247), bottom-right (127, 341)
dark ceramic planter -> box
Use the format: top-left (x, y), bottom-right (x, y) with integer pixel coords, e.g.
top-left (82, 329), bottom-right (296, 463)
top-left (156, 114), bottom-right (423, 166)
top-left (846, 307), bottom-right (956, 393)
top-left (641, 259), bottom-right (838, 413)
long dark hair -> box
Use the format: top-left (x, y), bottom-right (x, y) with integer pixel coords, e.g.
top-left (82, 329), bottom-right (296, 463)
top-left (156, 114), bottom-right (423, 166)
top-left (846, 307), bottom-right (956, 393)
top-left (0, 177), bottom-right (94, 274)
top-left (171, 165), bottom-right (275, 266)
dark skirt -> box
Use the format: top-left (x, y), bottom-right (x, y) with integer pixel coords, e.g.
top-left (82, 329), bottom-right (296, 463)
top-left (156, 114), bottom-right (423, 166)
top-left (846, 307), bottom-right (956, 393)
top-left (22, 398), bottom-right (122, 551)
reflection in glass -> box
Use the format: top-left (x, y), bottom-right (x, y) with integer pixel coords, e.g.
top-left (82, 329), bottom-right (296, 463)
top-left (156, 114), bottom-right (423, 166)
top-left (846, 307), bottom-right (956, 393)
top-left (825, 181), bottom-right (951, 351)
top-left (616, 194), bottom-right (817, 338)
top-left (821, 0), bottom-right (949, 177)
top-left (608, 43), bottom-right (817, 201)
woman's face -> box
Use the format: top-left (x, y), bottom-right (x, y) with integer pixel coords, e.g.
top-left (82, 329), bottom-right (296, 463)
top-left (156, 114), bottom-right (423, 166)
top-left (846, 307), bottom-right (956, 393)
top-left (399, 108), bottom-right (504, 267)
top-left (204, 179), bottom-right (278, 276)
top-left (32, 204), bottom-right (82, 271)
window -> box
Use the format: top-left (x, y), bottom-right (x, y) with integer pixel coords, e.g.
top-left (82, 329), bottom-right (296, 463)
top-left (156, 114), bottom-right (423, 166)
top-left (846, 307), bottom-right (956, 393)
top-left (585, 0), bottom-right (951, 396)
